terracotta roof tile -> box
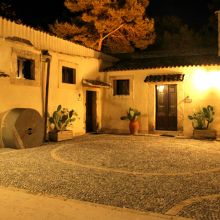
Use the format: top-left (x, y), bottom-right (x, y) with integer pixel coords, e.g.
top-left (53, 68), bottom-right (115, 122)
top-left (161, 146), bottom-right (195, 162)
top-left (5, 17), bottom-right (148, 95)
top-left (0, 72), bottom-right (9, 77)
top-left (104, 54), bottom-right (220, 71)
top-left (144, 74), bottom-right (185, 82)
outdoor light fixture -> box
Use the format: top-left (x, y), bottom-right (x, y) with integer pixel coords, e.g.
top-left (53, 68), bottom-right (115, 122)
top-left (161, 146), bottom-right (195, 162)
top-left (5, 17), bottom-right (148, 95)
top-left (157, 85), bottom-right (165, 92)
top-left (193, 69), bottom-right (220, 91)
top-left (77, 93), bottom-right (82, 101)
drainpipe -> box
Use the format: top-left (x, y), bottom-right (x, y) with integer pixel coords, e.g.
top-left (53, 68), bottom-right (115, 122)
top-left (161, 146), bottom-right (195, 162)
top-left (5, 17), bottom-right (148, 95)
top-left (41, 50), bottom-right (52, 141)
top-left (215, 10), bottom-right (220, 56)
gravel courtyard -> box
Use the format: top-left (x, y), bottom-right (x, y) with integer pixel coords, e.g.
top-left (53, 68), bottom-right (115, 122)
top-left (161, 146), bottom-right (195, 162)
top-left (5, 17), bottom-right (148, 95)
top-left (0, 134), bottom-right (219, 220)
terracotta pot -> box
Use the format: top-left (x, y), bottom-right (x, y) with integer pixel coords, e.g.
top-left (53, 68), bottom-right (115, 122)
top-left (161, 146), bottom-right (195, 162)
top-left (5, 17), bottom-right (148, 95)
top-left (129, 120), bottom-right (140, 135)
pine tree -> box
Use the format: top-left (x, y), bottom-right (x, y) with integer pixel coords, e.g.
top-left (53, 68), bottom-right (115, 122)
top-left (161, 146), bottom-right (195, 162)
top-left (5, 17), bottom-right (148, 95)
top-left (50, 0), bottom-right (155, 53)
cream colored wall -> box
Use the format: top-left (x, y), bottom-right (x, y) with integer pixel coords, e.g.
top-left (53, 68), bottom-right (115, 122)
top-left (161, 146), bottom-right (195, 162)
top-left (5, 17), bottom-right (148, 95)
top-left (0, 39), bottom-right (43, 114)
top-left (182, 66), bottom-right (220, 137)
top-left (0, 38), bottom-right (104, 142)
top-left (101, 70), bottom-right (148, 133)
top-left (47, 52), bottom-right (103, 136)
top-left (102, 65), bottom-right (220, 137)
top-left (0, 16), bottom-right (117, 145)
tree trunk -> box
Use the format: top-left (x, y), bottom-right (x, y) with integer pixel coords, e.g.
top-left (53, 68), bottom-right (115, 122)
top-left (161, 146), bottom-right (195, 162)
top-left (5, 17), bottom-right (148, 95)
top-left (96, 25), bottom-right (124, 51)
top-left (97, 34), bottom-right (103, 51)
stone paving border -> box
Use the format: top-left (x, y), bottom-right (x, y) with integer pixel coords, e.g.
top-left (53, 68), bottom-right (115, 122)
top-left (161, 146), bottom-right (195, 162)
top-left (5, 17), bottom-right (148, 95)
top-left (0, 186), bottom-right (192, 220)
top-left (51, 140), bottom-right (220, 176)
top-left (0, 149), bottom-right (16, 155)
top-left (165, 194), bottom-right (220, 216)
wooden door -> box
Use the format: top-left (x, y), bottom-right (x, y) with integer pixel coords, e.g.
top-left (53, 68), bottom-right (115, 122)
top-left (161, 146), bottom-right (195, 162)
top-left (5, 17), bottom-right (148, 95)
top-left (86, 91), bottom-right (97, 132)
top-left (156, 84), bottom-right (177, 131)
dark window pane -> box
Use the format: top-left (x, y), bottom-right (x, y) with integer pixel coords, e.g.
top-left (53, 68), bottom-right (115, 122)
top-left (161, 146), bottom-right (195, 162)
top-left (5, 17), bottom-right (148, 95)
top-left (23, 60), bottom-right (34, 79)
top-left (62, 66), bottom-right (76, 84)
top-left (114, 79), bottom-right (129, 95)
top-left (17, 57), bottom-right (35, 80)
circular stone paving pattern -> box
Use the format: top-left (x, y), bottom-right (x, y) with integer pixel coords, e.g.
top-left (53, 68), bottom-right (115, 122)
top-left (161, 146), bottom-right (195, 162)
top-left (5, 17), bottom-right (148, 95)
top-left (178, 198), bottom-right (220, 220)
top-left (52, 138), bottom-right (220, 176)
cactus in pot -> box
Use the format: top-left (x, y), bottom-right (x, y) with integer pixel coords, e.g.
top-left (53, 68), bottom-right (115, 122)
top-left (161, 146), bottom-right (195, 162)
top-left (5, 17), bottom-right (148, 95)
top-left (120, 107), bottom-right (141, 135)
top-left (188, 105), bottom-right (216, 139)
top-left (48, 105), bottom-right (77, 131)
top-left (188, 105), bottom-right (214, 129)
top-left (202, 105), bottom-right (214, 129)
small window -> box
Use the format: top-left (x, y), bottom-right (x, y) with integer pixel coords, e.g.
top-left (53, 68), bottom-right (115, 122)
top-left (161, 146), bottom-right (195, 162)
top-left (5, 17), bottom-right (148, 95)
top-left (113, 79), bottom-right (130, 95)
top-left (17, 57), bottom-right (35, 80)
top-left (62, 66), bottom-right (76, 84)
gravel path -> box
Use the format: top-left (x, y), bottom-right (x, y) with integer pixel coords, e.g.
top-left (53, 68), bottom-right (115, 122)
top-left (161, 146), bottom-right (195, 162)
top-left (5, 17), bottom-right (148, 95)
top-left (0, 134), bottom-right (219, 219)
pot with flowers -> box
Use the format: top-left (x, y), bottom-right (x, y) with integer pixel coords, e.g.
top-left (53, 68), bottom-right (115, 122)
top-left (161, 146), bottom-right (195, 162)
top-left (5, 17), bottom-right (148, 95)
top-left (120, 107), bottom-right (141, 135)
top-left (48, 105), bottom-right (77, 141)
top-left (188, 105), bottom-right (216, 139)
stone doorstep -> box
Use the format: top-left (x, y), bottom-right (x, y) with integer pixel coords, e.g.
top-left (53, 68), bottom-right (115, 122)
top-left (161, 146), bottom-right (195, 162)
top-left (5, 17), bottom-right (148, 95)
top-left (0, 187), bottom-right (192, 220)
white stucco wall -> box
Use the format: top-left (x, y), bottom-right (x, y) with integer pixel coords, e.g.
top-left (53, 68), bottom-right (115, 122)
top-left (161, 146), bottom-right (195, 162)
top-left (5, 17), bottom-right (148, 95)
top-left (0, 39), bottom-right (43, 113)
top-left (0, 36), bottom-right (106, 142)
top-left (47, 52), bottom-right (103, 136)
top-left (101, 65), bottom-right (220, 137)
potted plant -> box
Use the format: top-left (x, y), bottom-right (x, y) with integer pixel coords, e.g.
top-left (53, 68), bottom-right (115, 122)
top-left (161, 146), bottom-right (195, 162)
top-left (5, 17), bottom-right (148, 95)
top-left (188, 105), bottom-right (216, 139)
top-left (120, 107), bottom-right (141, 135)
top-left (48, 105), bottom-right (77, 141)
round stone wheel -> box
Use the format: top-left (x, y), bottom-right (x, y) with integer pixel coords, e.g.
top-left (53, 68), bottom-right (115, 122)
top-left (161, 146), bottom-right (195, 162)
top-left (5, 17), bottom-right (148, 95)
top-left (0, 108), bottom-right (44, 149)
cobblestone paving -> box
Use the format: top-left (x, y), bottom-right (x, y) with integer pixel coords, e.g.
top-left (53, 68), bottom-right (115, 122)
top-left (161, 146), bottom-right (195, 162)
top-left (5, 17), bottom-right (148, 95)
top-left (179, 198), bottom-right (220, 220)
top-left (0, 134), bottom-right (219, 219)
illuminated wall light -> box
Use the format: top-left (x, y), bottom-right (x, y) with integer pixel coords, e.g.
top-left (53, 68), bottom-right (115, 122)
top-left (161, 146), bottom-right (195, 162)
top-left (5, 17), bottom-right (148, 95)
top-left (193, 69), bottom-right (209, 91)
top-left (157, 85), bottom-right (165, 92)
top-left (192, 69), bottom-right (220, 91)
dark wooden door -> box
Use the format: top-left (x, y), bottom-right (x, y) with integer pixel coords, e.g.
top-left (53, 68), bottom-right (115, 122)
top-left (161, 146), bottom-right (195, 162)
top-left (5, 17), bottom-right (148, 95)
top-left (156, 84), bottom-right (177, 131)
top-left (86, 91), bottom-right (97, 132)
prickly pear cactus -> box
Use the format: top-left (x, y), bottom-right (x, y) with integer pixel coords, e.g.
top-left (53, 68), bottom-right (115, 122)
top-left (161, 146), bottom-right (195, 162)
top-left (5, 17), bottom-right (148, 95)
top-left (48, 105), bottom-right (77, 131)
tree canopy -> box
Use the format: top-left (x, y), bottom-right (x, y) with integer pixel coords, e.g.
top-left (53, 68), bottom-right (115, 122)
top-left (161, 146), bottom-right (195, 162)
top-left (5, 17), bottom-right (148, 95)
top-left (0, 0), bottom-right (17, 21)
top-left (148, 0), bottom-right (220, 52)
top-left (154, 16), bottom-right (205, 50)
top-left (50, 0), bottom-right (155, 53)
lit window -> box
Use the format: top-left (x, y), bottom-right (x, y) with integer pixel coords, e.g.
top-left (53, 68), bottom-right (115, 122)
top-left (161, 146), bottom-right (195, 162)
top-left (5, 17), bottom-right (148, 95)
top-left (17, 57), bottom-right (35, 80)
top-left (62, 66), bottom-right (76, 84)
top-left (113, 79), bottom-right (130, 95)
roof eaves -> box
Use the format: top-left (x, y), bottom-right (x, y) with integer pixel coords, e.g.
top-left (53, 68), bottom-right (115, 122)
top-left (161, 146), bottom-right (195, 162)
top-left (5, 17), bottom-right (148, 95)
top-left (103, 55), bottom-right (220, 72)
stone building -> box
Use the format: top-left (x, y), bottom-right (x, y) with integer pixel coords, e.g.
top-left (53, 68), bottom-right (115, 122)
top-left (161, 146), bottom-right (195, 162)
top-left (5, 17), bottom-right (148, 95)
top-left (1, 12), bottom-right (220, 146)
top-left (0, 17), bottom-right (116, 147)
top-left (101, 11), bottom-right (220, 137)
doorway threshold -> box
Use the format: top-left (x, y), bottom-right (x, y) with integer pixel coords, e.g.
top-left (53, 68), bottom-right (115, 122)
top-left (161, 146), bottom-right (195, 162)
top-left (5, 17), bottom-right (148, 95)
top-left (160, 134), bottom-right (175, 137)
top-left (152, 130), bottom-right (183, 137)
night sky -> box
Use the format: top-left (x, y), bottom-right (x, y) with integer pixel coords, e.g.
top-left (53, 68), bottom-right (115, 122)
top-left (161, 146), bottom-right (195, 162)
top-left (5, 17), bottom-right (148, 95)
top-left (148, 0), bottom-right (210, 29)
top-left (4, 0), bottom-right (217, 30)
top-left (12, 0), bottom-right (66, 28)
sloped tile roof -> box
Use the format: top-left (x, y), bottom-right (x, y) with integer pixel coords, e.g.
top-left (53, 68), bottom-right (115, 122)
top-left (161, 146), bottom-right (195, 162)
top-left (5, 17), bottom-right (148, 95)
top-left (104, 54), bottom-right (220, 71)
top-left (144, 74), bottom-right (184, 82)
top-left (0, 72), bottom-right (9, 77)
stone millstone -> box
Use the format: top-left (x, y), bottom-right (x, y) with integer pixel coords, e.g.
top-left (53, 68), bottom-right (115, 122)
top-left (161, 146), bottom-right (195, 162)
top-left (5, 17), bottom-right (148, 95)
top-left (1, 108), bottom-right (44, 149)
